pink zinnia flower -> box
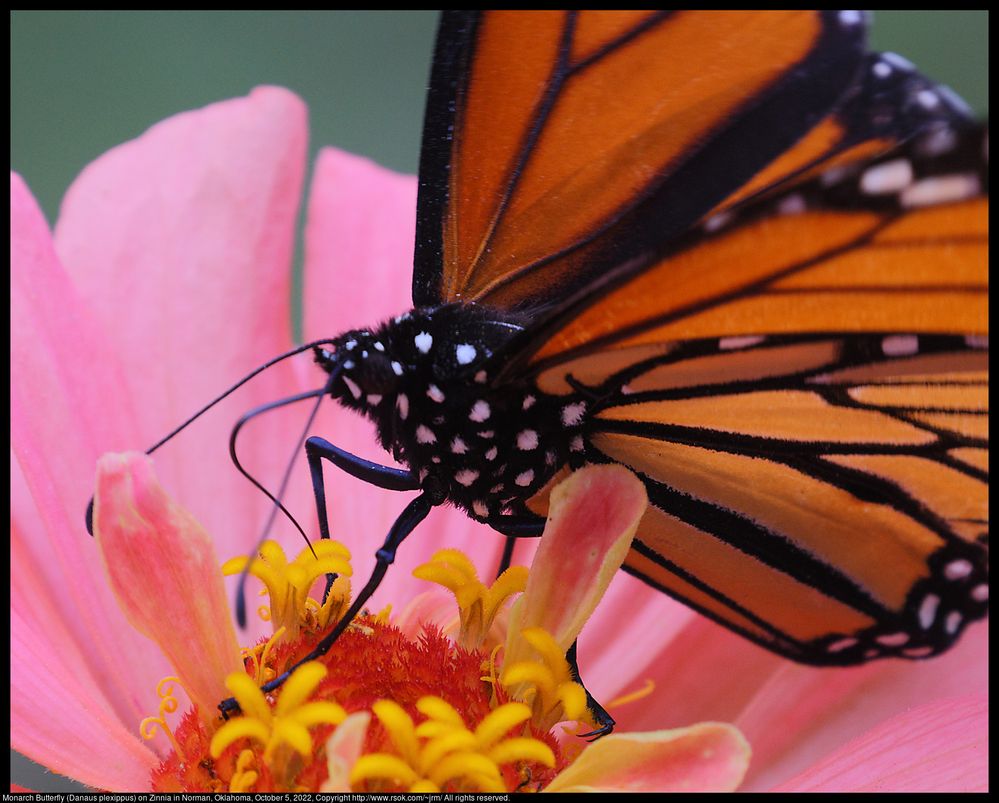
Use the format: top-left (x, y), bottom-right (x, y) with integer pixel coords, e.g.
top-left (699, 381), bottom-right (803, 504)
top-left (11, 88), bottom-right (988, 792)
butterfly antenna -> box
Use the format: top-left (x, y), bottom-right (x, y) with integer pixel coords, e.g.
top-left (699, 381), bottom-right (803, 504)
top-left (231, 359), bottom-right (344, 628)
top-left (84, 338), bottom-right (336, 536)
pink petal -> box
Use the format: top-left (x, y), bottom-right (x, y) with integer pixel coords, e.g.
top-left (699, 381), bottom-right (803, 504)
top-left (544, 723), bottom-right (750, 792)
top-left (12, 521), bottom-right (160, 790)
top-left (775, 694), bottom-right (988, 792)
top-left (511, 465), bottom-right (647, 651)
top-left (320, 711), bottom-right (372, 792)
top-left (11, 173), bottom-right (174, 736)
top-left (741, 621), bottom-right (989, 790)
top-left (53, 87), bottom-right (311, 562)
top-left (94, 452), bottom-right (244, 718)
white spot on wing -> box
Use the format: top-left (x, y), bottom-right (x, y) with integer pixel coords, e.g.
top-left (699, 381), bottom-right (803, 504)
top-left (944, 611), bottom-right (962, 635)
top-left (971, 584), bottom-right (988, 602)
top-left (826, 637), bottom-right (858, 653)
top-left (719, 335), bottom-right (764, 351)
top-left (427, 384), bottom-right (445, 403)
top-left (918, 594), bottom-right (939, 629)
top-left (860, 159), bottom-right (913, 195)
top-left (882, 334), bottom-right (918, 356)
top-left (900, 174), bottom-right (981, 208)
top-left (944, 559), bottom-right (973, 580)
top-left (875, 632), bottom-right (909, 647)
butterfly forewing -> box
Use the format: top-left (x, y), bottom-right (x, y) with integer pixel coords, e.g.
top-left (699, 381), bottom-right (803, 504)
top-left (406, 10), bottom-right (988, 665)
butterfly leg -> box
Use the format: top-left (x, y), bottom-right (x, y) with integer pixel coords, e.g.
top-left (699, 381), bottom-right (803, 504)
top-left (485, 514), bottom-right (545, 576)
top-left (219, 490), bottom-right (436, 718)
top-left (566, 640), bottom-right (615, 739)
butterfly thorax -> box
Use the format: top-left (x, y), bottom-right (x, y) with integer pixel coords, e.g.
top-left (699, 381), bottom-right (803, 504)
top-left (316, 303), bottom-right (586, 521)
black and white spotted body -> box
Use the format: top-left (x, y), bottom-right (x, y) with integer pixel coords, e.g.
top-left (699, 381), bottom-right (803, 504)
top-left (315, 304), bottom-right (586, 521)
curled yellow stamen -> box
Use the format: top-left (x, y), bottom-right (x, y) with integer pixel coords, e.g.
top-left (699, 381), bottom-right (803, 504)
top-left (139, 676), bottom-right (186, 758)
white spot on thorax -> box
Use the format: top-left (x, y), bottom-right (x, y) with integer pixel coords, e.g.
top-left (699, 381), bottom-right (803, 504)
top-left (517, 429), bottom-right (539, 450)
top-left (427, 384), bottom-right (445, 403)
top-left (469, 400), bottom-right (491, 422)
top-left (366, 394), bottom-right (382, 405)
top-left (416, 424), bottom-right (437, 444)
top-left (472, 500), bottom-right (489, 517)
top-left (391, 360), bottom-right (404, 376)
top-left (450, 436), bottom-right (468, 455)
top-left (455, 469), bottom-right (479, 486)
top-left (397, 393), bottom-right (409, 420)
top-left (373, 341), bottom-right (385, 351)
top-left (515, 469), bottom-right (534, 487)
top-left (343, 375), bottom-right (362, 400)
top-left (485, 446), bottom-right (498, 461)
top-left (570, 435), bottom-right (584, 452)
top-left (415, 332), bottom-right (433, 354)
top-left (455, 343), bottom-right (477, 365)
top-left (475, 370), bottom-right (487, 383)
top-left (561, 402), bottom-right (586, 427)
top-left (838, 9), bottom-right (862, 26)
top-left (522, 395), bottom-right (536, 410)
top-left (944, 611), bottom-right (962, 635)
top-left (345, 339), bottom-right (357, 350)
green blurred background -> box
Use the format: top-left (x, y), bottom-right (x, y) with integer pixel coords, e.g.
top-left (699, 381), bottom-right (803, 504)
top-left (8, 10), bottom-right (988, 792)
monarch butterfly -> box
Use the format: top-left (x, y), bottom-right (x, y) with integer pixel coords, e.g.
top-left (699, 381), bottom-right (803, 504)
top-left (291, 9), bottom-right (987, 670)
top-left (90, 10), bottom-right (987, 712)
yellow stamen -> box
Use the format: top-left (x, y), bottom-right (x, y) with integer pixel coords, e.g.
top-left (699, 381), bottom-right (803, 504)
top-left (209, 662), bottom-right (346, 768)
top-left (223, 540), bottom-right (353, 641)
top-left (413, 548), bottom-right (528, 650)
top-left (350, 696), bottom-right (554, 793)
top-left (500, 627), bottom-right (588, 731)
top-left (229, 749), bottom-right (259, 792)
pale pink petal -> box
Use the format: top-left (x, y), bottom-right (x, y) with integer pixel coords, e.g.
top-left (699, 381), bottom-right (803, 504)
top-left (320, 711), bottom-right (372, 792)
top-left (509, 465), bottom-right (647, 652)
top-left (774, 694), bottom-right (988, 792)
top-left (545, 723), bottom-right (750, 792)
top-left (12, 523), bottom-right (160, 790)
top-left (393, 589), bottom-right (461, 640)
top-left (94, 452), bottom-right (244, 718)
top-left (11, 173), bottom-right (173, 732)
top-left (53, 87), bottom-right (311, 563)
top-left (298, 148), bottom-right (494, 609)
top-left (742, 621), bottom-right (989, 790)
